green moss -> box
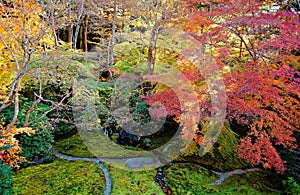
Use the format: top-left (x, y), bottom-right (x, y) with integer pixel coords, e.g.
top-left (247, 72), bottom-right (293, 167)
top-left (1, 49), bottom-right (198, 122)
top-left (220, 171), bottom-right (282, 194)
top-left (55, 134), bottom-right (151, 158)
top-left (13, 159), bottom-right (106, 195)
top-left (176, 123), bottom-right (250, 172)
top-left (55, 134), bottom-right (96, 158)
top-left (108, 166), bottom-right (164, 195)
top-left (167, 164), bottom-right (281, 195)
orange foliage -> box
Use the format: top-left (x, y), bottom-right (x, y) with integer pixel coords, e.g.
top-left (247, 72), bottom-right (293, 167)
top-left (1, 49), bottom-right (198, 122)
top-left (0, 126), bottom-right (35, 168)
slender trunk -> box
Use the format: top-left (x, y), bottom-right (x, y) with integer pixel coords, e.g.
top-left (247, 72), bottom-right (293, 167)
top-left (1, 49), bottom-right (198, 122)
top-left (73, 0), bottom-right (85, 49)
top-left (239, 38), bottom-right (242, 59)
top-left (51, 0), bottom-right (58, 48)
top-left (24, 98), bottom-right (41, 127)
top-left (108, 0), bottom-right (117, 68)
top-left (53, 29), bottom-right (59, 48)
top-left (147, 24), bottom-right (159, 75)
top-left (68, 0), bottom-right (73, 47)
top-left (8, 79), bottom-right (20, 130)
top-left (79, 26), bottom-right (83, 49)
top-left (83, 15), bottom-right (88, 52)
top-left (68, 24), bottom-right (72, 43)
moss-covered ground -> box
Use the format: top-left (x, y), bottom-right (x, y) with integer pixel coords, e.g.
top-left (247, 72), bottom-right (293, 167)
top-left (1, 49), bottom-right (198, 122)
top-left (166, 163), bottom-right (281, 195)
top-left (108, 166), bottom-right (164, 195)
top-left (14, 123), bottom-right (283, 194)
top-left (13, 159), bottom-right (106, 195)
top-left (55, 134), bottom-right (96, 158)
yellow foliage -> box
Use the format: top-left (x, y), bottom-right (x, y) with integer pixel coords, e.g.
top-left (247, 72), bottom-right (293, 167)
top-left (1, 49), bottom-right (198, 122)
top-left (0, 1), bottom-right (53, 103)
top-left (0, 125), bottom-right (35, 168)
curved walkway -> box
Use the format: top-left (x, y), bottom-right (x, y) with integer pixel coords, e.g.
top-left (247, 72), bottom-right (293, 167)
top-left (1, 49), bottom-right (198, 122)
top-left (52, 151), bottom-right (112, 195)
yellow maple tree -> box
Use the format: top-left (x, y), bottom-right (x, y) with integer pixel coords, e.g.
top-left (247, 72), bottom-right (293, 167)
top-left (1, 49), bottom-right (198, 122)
top-left (0, 0), bottom-right (54, 104)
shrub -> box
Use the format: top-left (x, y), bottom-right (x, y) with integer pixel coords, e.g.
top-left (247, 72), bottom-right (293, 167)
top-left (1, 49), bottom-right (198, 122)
top-left (283, 177), bottom-right (300, 195)
top-left (0, 161), bottom-right (13, 195)
top-left (1, 100), bottom-right (54, 164)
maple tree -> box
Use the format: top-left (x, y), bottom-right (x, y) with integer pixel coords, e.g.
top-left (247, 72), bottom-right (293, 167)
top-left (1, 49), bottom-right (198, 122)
top-left (0, 0), bottom-right (55, 128)
top-left (146, 0), bottom-right (300, 173)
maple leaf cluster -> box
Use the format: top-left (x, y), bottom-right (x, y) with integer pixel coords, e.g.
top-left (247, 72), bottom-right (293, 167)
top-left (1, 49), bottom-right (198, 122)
top-left (0, 126), bottom-right (35, 168)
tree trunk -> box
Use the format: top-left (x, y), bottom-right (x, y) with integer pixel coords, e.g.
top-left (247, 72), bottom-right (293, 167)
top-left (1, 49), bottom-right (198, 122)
top-left (68, 24), bottom-right (72, 43)
top-left (73, 0), bottom-right (85, 49)
top-left (108, 0), bottom-right (117, 68)
top-left (8, 79), bottom-right (20, 130)
top-left (147, 23), bottom-right (159, 75)
top-left (79, 26), bottom-right (83, 49)
top-left (83, 16), bottom-right (88, 52)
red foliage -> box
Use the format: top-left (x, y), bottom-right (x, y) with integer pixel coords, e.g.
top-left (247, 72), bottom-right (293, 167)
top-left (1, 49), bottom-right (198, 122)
top-left (179, 0), bottom-right (300, 173)
top-left (145, 90), bottom-right (181, 119)
top-left (146, 0), bottom-right (300, 173)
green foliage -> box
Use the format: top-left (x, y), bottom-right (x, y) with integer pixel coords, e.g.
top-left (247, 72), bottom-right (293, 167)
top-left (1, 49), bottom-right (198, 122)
top-left (13, 159), bottom-right (105, 195)
top-left (95, 83), bottom-right (114, 122)
top-left (0, 161), bottom-right (13, 195)
top-left (129, 90), bottom-right (150, 124)
top-left (282, 177), bottom-right (300, 195)
top-left (1, 99), bottom-right (54, 163)
top-left (49, 111), bottom-right (77, 140)
top-left (167, 163), bottom-right (217, 194)
top-left (114, 46), bottom-right (147, 73)
top-left (17, 123), bottom-right (53, 163)
top-left (18, 101), bottom-right (54, 162)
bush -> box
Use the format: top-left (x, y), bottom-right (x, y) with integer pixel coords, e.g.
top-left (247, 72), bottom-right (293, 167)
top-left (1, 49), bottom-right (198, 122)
top-left (17, 122), bottom-right (54, 163)
top-left (0, 161), bottom-right (13, 195)
top-left (1, 100), bottom-right (54, 164)
top-left (283, 177), bottom-right (300, 195)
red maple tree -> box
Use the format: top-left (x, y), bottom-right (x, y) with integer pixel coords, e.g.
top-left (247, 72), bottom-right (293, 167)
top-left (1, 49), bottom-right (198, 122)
top-left (146, 0), bottom-right (300, 173)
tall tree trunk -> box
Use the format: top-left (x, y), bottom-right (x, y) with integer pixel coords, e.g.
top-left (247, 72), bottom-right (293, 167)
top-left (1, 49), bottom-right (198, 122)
top-left (68, 0), bottom-right (73, 48)
top-left (108, 0), bottom-right (117, 68)
top-left (68, 24), bottom-right (72, 43)
top-left (53, 29), bottom-right (59, 48)
top-left (83, 15), bottom-right (88, 52)
top-left (73, 0), bottom-right (85, 49)
top-left (79, 26), bottom-right (83, 49)
top-left (50, 0), bottom-right (58, 48)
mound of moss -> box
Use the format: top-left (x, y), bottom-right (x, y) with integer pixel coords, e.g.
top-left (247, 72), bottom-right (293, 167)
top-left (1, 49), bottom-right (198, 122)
top-left (55, 134), bottom-right (96, 158)
top-left (108, 166), bottom-right (164, 195)
top-left (166, 163), bottom-right (281, 195)
top-left (175, 123), bottom-right (250, 172)
top-left (13, 159), bottom-right (106, 195)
